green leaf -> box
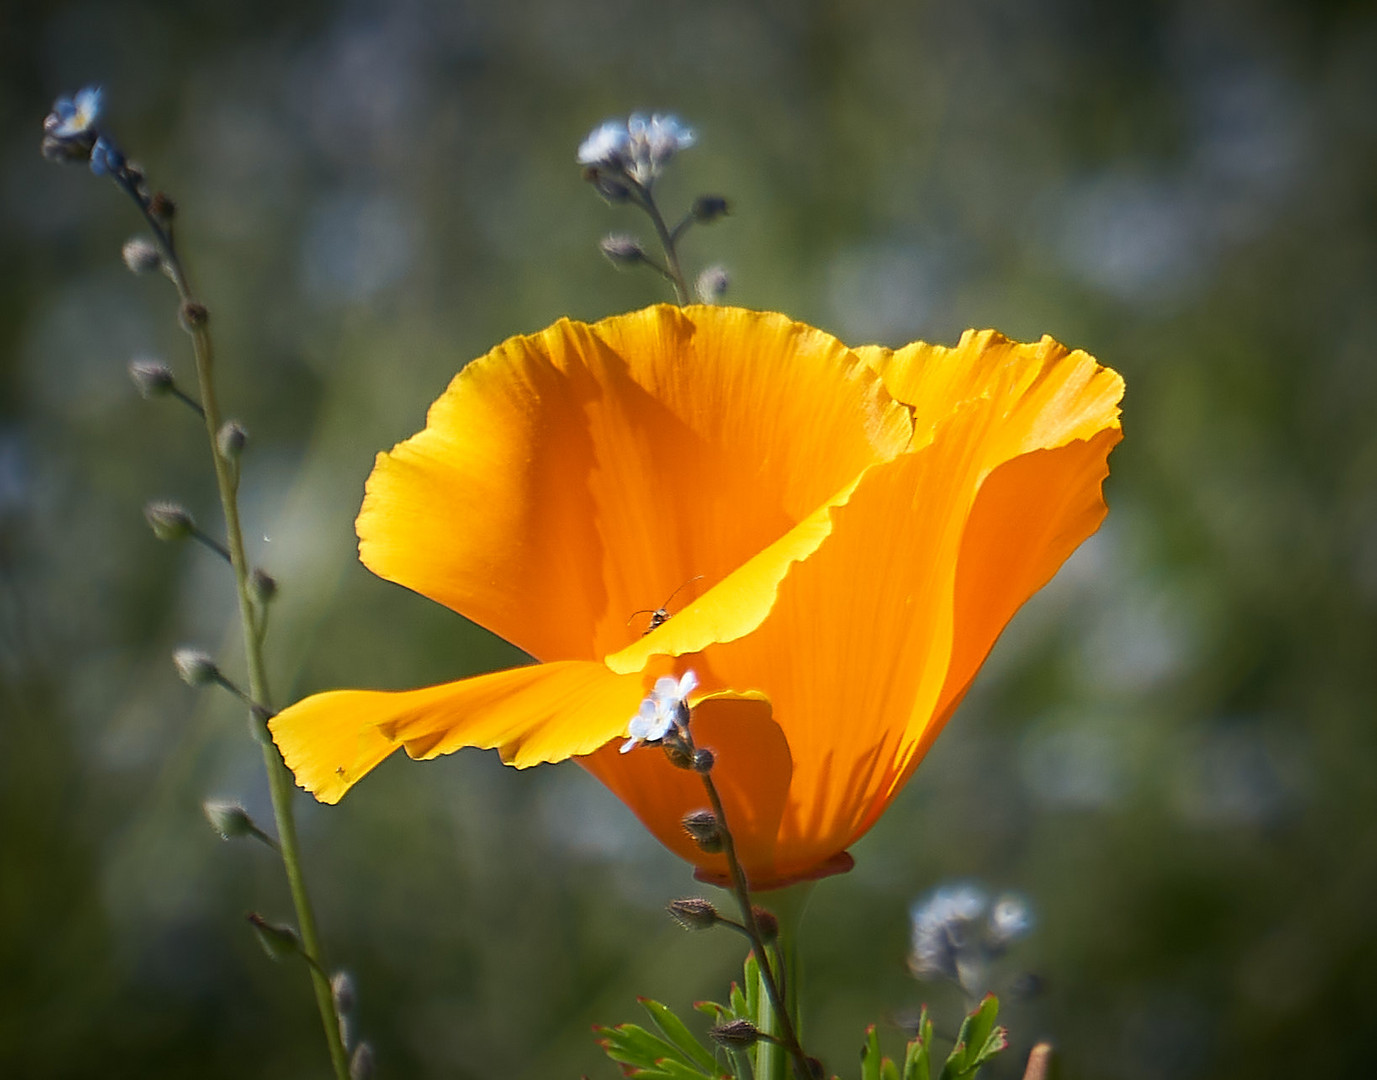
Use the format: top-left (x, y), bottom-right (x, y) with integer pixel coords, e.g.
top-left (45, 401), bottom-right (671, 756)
top-left (743, 952), bottom-right (762, 1023)
top-left (638, 1059), bottom-right (718, 1080)
top-left (881, 1057), bottom-right (902, 1080)
top-left (902, 1007), bottom-right (934, 1080)
top-left (729, 982), bottom-right (750, 1021)
top-left (939, 996), bottom-right (1009, 1080)
top-left (696, 999), bottom-right (730, 1022)
top-left (640, 997), bottom-right (719, 1074)
top-left (597, 1023), bottom-right (696, 1073)
top-left (861, 1025), bottom-right (883, 1080)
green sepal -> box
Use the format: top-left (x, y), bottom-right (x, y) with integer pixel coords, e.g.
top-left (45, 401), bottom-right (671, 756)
top-left (640, 997), bottom-right (719, 1074)
top-left (938, 995), bottom-right (1008, 1080)
top-left (729, 980), bottom-right (750, 1021)
top-left (902, 1007), bottom-right (934, 1080)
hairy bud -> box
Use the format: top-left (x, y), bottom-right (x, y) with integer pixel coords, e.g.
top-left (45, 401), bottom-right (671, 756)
top-left (331, 970), bottom-right (357, 1016)
top-left (710, 1019), bottom-right (761, 1048)
top-left (179, 301), bottom-right (208, 331)
top-left (696, 265), bottom-right (730, 304)
top-left (752, 906), bottom-right (779, 942)
top-left (247, 913), bottom-right (302, 961)
top-left (173, 647), bottom-right (219, 687)
top-left (682, 809), bottom-right (724, 853)
top-left (692, 747), bottom-right (715, 773)
top-left (251, 568), bottom-right (279, 604)
top-left (599, 233), bottom-right (647, 267)
top-left (144, 501), bottom-right (195, 542)
top-left (217, 420), bottom-right (247, 461)
top-left (349, 1042), bottom-right (375, 1080)
top-left (203, 800), bottom-right (256, 840)
top-left (121, 237), bottom-right (162, 274)
top-left (667, 897), bottom-right (720, 931)
top-left (129, 358), bottom-right (175, 399)
top-left (691, 195), bottom-right (730, 224)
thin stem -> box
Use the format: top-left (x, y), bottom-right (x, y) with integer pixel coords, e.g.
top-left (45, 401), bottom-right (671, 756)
top-left (632, 183), bottom-right (690, 304)
top-left (699, 771), bottom-right (812, 1080)
top-left (189, 524), bottom-right (232, 564)
top-left (117, 174), bottom-right (350, 1080)
top-left (171, 385), bottom-right (206, 418)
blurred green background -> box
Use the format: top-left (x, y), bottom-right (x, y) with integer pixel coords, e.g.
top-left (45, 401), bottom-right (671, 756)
top-left (3, 0), bottom-right (1376, 1076)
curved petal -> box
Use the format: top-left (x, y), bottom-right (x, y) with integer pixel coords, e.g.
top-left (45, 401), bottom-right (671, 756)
top-left (670, 348), bottom-right (1122, 878)
top-left (269, 660), bottom-right (656, 803)
top-left (578, 692), bottom-right (794, 884)
top-left (857, 329), bottom-right (1124, 456)
top-left (357, 306), bottom-right (911, 664)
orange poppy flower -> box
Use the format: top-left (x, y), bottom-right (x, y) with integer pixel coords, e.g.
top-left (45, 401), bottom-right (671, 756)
top-left (269, 305), bottom-right (1123, 889)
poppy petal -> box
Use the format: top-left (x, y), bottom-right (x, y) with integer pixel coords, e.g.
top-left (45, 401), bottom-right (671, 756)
top-left (270, 660), bottom-right (655, 803)
top-left (668, 351), bottom-right (1121, 877)
top-left (578, 691), bottom-right (793, 883)
top-left (357, 306), bottom-right (911, 665)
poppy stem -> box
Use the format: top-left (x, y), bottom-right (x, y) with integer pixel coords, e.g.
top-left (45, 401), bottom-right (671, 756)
top-left (698, 770), bottom-right (814, 1080)
top-left (110, 168), bottom-right (351, 1080)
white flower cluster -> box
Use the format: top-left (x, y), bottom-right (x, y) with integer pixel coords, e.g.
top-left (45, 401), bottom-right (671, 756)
top-left (620, 670), bottom-right (698, 753)
top-left (577, 113), bottom-right (696, 187)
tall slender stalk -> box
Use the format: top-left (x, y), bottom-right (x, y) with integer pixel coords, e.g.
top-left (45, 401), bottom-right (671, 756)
top-left (123, 180), bottom-right (350, 1080)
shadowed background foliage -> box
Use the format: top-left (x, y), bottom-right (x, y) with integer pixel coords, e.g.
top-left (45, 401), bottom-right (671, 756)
top-left (3, 0), bottom-right (1376, 1076)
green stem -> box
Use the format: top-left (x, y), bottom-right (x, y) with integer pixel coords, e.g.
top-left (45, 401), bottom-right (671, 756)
top-left (699, 772), bottom-right (812, 1080)
top-left (128, 183), bottom-right (350, 1080)
top-left (633, 184), bottom-right (690, 304)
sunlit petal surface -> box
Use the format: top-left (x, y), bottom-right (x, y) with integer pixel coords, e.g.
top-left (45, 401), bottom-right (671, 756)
top-left (271, 305), bottom-right (1123, 887)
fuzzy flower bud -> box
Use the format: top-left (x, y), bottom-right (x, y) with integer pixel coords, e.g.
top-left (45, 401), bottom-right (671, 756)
top-left (121, 238), bottom-right (162, 274)
top-left (667, 897), bottom-right (720, 931)
top-left (682, 809), bottom-right (724, 853)
top-left (752, 906), bottom-right (779, 943)
top-left (709, 1019), bottom-right (761, 1049)
top-left (691, 195), bottom-right (730, 224)
top-left (145, 500), bottom-right (195, 542)
top-left (600, 233), bottom-right (648, 268)
top-left (692, 747), bottom-right (715, 773)
top-left (251, 568), bottom-right (279, 604)
top-left (217, 420), bottom-right (247, 461)
top-left (129, 358), bottom-right (175, 399)
top-left (179, 301), bottom-right (208, 332)
top-left (173, 647), bottom-right (219, 687)
top-left (247, 913), bottom-right (301, 962)
top-left (203, 799), bottom-right (257, 840)
top-left (331, 970), bottom-right (357, 1016)
top-left (148, 192), bottom-right (177, 224)
top-left (696, 265), bottom-right (730, 304)
top-left (349, 1042), bottom-right (375, 1080)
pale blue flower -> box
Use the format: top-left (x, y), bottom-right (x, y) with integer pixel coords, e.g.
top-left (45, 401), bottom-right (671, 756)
top-left (577, 112), bottom-right (695, 187)
top-left (48, 86), bottom-right (103, 138)
top-left (620, 670), bottom-right (698, 753)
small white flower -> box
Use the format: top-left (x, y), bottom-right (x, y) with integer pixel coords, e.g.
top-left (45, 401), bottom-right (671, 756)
top-left (577, 120), bottom-right (631, 170)
top-left (620, 670), bottom-right (698, 753)
top-left (577, 112), bottom-right (695, 186)
top-left (908, 884), bottom-right (988, 982)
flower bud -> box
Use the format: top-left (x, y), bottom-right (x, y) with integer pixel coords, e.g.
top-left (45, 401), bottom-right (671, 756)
top-left (331, 970), bottom-right (357, 1015)
top-left (662, 736), bottom-right (695, 770)
top-left (247, 913), bottom-right (302, 961)
top-left (752, 906), bottom-right (779, 942)
top-left (217, 420), bottom-right (247, 461)
top-left (667, 898), bottom-right (720, 930)
top-left (691, 195), bottom-right (730, 223)
top-left (710, 1019), bottom-right (760, 1048)
top-left (682, 809), bottom-right (724, 853)
top-left (251, 568), bottom-right (279, 604)
top-left (148, 191), bottom-right (177, 224)
top-left (203, 799), bottom-right (256, 840)
top-left (583, 166), bottom-right (632, 203)
top-left (692, 747), bottom-right (715, 773)
top-left (349, 1042), bottom-right (375, 1080)
top-left (696, 265), bottom-right (729, 304)
top-left (145, 501), bottom-right (195, 542)
top-left (173, 647), bottom-right (219, 687)
top-left (129, 358), bottom-right (175, 399)
top-left (121, 237), bottom-right (162, 274)
top-left (600, 233), bottom-right (647, 267)
top-left (179, 301), bottom-right (208, 331)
